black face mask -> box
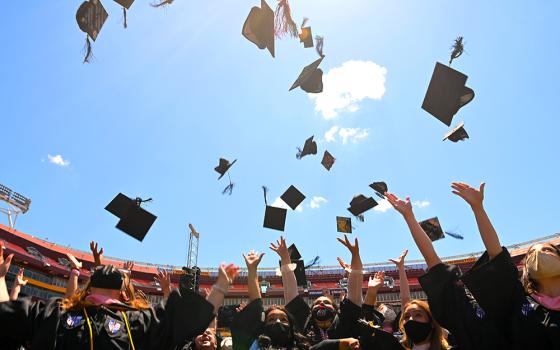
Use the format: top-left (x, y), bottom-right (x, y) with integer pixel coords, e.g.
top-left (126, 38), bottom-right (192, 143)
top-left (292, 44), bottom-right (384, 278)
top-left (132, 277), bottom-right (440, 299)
top-left (262, 321), bottom-right (292, 347)
top-left (404, 320), bottom-right (432, 344)
top-left (312, 306), bottom-right (336, 322)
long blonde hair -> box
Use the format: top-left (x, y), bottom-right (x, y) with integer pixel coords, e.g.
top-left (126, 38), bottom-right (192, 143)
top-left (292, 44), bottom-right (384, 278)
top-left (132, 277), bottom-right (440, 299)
top-left (398, 300), bottom-right (449, 350)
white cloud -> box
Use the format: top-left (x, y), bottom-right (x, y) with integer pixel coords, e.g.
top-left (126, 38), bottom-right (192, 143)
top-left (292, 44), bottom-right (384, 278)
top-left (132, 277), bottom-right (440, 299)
top-left (413, 200), bottom-right (430, 208)
top-left (374, 199), bottom-right (392, 213)
top-left (324, 126), bottom-right (369, 144)
top-left (47, 154), bottom-right (70, 167)
top-left (271, 197), bottom-right (303, 213)
top-left (309, 60), bottom-right (387, 119)
top-left (309, 196), bottom-right (327, 209)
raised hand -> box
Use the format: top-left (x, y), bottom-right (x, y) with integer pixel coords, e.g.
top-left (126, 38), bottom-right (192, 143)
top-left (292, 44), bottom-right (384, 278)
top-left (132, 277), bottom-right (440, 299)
top-left (89, 241), bottom-right (104, 267)
top-left (451, 182), bottom-right (485, 209)
top-left (337, 235), bottom-right (359, 256)
top-left (388, 249), bottom-right (409, 268)
top-left (217, 263), bottom-right (240, 287)
top-left (155, 269), bottom-right (171, 296)
top-left (66, 253), bottom-right (82, 270)
top-left (124, 261), bottom-right (134, 271)
top-left (243, 250), bottom-right (264, 272)
top-left (368, 271), bottom-right (385, 291)
top-left (337, 256), bottom-right (351, 271)
top-left (385, 192), bottom-right (414, 218)
top-left (15, 268), bottom-right (27, 287)
top-left (269, 236), bottom-right (290, 263)
top-left (0, 244), bottom-right (14, 278)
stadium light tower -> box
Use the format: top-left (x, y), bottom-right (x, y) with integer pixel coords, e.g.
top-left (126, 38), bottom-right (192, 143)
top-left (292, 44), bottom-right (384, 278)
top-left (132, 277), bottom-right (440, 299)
top-left (186, 223), bottom-right (200, 268)
top-left (0, 183), bottom-right (31, 228)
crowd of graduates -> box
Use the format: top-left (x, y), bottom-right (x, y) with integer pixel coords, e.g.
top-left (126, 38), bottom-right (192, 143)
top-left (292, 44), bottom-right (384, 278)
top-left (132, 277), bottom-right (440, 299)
top-left (0, 181), bottom-right (559, 349)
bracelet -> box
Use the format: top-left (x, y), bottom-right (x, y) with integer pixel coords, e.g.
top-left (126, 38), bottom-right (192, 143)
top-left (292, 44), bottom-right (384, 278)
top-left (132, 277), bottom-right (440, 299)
top-left (280, 263), bottom-right (297, 273)
top-left (70, 268), bottom-right (80, 277)
top-left (212, 284), bottom-right (228, 295)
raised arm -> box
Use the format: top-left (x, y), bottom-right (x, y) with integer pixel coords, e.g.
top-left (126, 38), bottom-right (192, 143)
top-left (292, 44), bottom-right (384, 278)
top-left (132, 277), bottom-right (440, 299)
top-left (0, 244), bottom-right (14, 302)
top-left (270, 236), bottom-right (298, 304)
top-left (386, 193), bottom-right (442, 269)
top-left (389, 249), bottom-right (410, 306)
top-left (89, 241), bottom-right (104, 267)
top-left (206, 263), bottom-right (239, 314)
top-left (243, 250), bottom-right (265, 302)
top-left (9, 268), bottom-right (27, 301)
top-left (155, 269), bottom-right (172, 301)
top-left (451, 182), bottom-right (502, 259)
top-left (337, 235), bottom-right (363, 306)
top-left (65, 253), bottom-right (82, 298)
top-left (363, 271), bottom-right (385, 306)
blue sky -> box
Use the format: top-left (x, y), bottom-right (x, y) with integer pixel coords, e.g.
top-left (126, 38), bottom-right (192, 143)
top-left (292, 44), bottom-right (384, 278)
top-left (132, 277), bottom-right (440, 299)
top-left (1, 0), bottom-right (558, 269)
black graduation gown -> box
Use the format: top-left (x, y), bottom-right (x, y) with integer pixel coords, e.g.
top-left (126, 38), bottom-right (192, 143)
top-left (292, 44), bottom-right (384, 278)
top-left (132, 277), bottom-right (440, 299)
top-left (0, 289), bottom-right (215, 350)
top-left (230, 298), bottom-right (264, 350)
top-left (418, 262), bottom-right (507, 350)
top-left (461, 247), bottom-right (560, 350)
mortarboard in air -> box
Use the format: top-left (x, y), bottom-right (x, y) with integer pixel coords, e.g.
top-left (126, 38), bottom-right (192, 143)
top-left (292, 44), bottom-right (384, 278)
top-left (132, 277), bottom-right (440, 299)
top-left (280, 185), bottom-right (305, 210)
top-left (262, 186), bottom-right (287, 231)
top-left (321, 150), bottom-right (335, 171)
top-left (76, 0), bottom-right (108, 63)
top-left (299, 18), bottom-right (314, 48)
top-left (336, 216), bottom-right (352, 234)
top-left (215, 158), bottom-right (237, 195)
top-left (290, 36), bottom-right (325, 93)
top-left (113, 0), bottom-right (134, 28)
top-left (419, 217), bottom-right (445, 242)
top-left (347, 194), bottom-right (378, 219)
top-left (105, 193), bottom-right (157, 242)
top-left (288, 243), bottom-right (302, 260)
top-left (369, 181), bottom-right (388, 199)
top-left (242, 0), bottom-right (275, 57)
top-left (296, 135), bottom-right (317, 159)
top-left (422, 62), bottom-right (475, 127)
top-left (278, 259), bottom-right (307, 286)
top-left (443, 121), bottom-right (469, 142)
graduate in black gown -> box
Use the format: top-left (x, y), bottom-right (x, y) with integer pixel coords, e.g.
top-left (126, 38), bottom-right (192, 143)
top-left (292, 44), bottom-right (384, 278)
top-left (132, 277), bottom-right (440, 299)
top-left (0, 253), bottom-right (216, 350)
top-left (448, 182), bottom-right (560, 350)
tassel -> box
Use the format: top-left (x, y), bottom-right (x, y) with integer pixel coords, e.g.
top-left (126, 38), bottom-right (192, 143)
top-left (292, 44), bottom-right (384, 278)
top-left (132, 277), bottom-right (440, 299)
top-left (356, 214), bottom-right (364, 222)
top-left (274, 0), bottom-right (298, 39)
top-left (296, 147), bottom-right (303, 159)
top-left (449, 36), bottom-right (464, 66)
top-left (83, 36), bottom-right (93, 64)
top-left (222, 182), bottom-right (234, 195)
top-left (445, 231), bottom-right (464, 240)
top-left (262, 186), bottom-right (269, 206)
top-left (315, 35), bottom-right (324, 57)
top-left (305, 256), bottom-right (320, 269)
top-left (123, 7), bottom-right (127, 29)
top-left (151, 0), bottom-right (174, 8)
top-left (301, 17), bottom-right (309, 29)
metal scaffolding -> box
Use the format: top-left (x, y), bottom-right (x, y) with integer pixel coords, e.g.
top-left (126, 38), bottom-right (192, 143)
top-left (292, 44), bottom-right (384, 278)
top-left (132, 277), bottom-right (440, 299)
top-left (186, 223), bottom-right (200, 268)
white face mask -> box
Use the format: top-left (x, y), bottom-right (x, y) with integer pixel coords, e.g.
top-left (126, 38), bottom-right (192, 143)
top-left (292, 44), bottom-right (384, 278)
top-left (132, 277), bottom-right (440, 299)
top-left (527, 250), bottom-right (560, 279)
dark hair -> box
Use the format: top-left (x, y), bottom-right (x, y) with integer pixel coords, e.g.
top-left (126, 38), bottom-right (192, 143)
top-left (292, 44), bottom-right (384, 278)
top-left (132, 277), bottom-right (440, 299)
top-left (522, 243), bottom-right (560, 294)
top-left (263, 305), bottom-right (311, 349)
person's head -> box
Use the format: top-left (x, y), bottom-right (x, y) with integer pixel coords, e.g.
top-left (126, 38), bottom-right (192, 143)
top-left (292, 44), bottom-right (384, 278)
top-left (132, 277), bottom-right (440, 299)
top-left (262, 306), bottom-right (294, 347)
top-left (377, 303), bottom-right (397, 333)
top-left (194, 328), bottom-right (218, 350)
top-left (399, 300), bottom-right (448, 350)
top-left (311, 296), bottom-right (337, 329)
top-left (522, 243), bottom-right (560, 294)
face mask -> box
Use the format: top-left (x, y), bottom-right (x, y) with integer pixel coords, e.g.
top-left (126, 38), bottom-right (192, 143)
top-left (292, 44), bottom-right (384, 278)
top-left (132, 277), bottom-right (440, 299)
top-left (312, 306), bottom-right (336, 329)
top-left (262, 321), bottom-right (292, 347)
top-left (404, 320), bottom-right (432, 344)
top-left (527, 250), bottom-right (560, 279)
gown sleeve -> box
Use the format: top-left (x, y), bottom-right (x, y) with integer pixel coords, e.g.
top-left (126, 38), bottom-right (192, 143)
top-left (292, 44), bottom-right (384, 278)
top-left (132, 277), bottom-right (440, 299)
top-left (230, 298), bottom-right (264, 350)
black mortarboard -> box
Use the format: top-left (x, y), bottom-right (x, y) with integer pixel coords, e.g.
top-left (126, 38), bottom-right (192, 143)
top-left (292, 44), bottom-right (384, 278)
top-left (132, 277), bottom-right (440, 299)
top-left (419, 217), bottom-right (445, 242)
top-left (290, 57), bottom-right (324, 93)
top-left (114, 0), bottom-right (134, 8)
top-left (296, 136), bottom-right (318, 159)
top-left (242, 0), bottom-right (275, 57)
top-left (105, 193), bottom-right (157, 241)
top-left (288, 243), bottom-right (302, 260)
top-left (280, 185), bottom-right (305, 210)
top-left (422, 62), bottom-right (475, 127)
top-left (279, 259), bottom-right (307, 286)
top-left (76, 0), bottom-right (108, 41)
top-left (214, 158), bottom-right (237, 180)
top-left (299, 26), bottom-right (313, 48)
top-left (263, 205), bottom-right (287, 231)
top-left (443, 121), bottom-right (469, 142)
top-left (321, 150), bottom-right (335, 171)
top-left (336, 216), bottom-right (352, 234)
top-left (369, 182), bottom-right (388, 199)
top-left (347, 195), bottom-right (378, 217)
top-left (90, 265), bottom-right (124, 290)
top-left (358, 319), bottom-right (403, 350)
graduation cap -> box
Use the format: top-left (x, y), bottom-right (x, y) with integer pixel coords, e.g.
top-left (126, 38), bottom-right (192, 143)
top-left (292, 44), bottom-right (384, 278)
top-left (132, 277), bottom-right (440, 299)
top-left (290, 36), bottom-right (325, 93)
top-left (443, 121), bottom-right (469, 142)
top-left (419, 217), bottom-right (445, 242)
top-left (215, 158), bottom-right (237, 195)
top-left (113, 0), bottom-right (134, 28)
top-left (278, 259), bottom-right (307, 286)
top-left (296, 136), bottom-right (317, 159)
top-left (288, 243), bottom-right (302, 260)
top-left (422, 62), bottom-right (475, 127)
top-left (105, 193), bottom-right (157, 242)
top-left (262, 186), bottom-right (287, 231)
top-left (369, 182), bottom-right (388, 199)
top-left (280, 185), bottom-right (305, 210)
top-left (336, 216), bottom-right (352, 234)
top-left (347, 195), bottom-right (378, 220)
top-left (243, 0), bottom-right (275, 57)
top-left (321, 151), bottom-right (335, 171)
top-left (299, 18), bottom-right (314, 48)
top-left (357, 318), bottom-right (403, 350)
top-left (76, 0), bottom-right (108, 63)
